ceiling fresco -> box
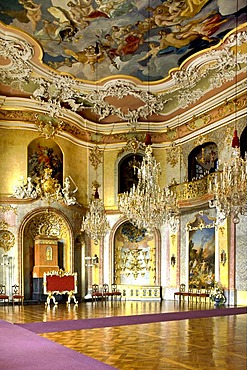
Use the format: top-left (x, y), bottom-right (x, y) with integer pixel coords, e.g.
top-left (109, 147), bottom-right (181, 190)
top-left (0, 0), bottom-right (246, 83)
top-left (0, 1), bottom-right (246, 146)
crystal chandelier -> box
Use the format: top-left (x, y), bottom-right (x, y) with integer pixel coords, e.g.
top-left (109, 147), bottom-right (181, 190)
top-left (209, 130), bottom-right (247, 224)
top-left (118, 134), bottom-right (170, 231)
top-left (81, 181), bottom-right (110, 244)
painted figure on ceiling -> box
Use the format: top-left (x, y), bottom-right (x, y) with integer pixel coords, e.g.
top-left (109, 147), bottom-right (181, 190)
top-left (0, 0), bottom-right (244, 82)
top-left (47, 6), bottom-right (78, 42)
top-left (67, 0), bottom-right (109, 23)
top-left (173, 13), bottom-right (228, 42)
top-left (18, 0), bottom-right (41, 31)
top-left (180, 0), bottom-right (211, 17)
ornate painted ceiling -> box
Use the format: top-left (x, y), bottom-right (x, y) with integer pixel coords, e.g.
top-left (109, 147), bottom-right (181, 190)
top-left (0, 0), bottom-right (247, 146)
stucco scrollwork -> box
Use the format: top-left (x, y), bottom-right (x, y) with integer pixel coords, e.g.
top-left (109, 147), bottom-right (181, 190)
top-left (166, 143), bottom-right (181, 168)
top-left (0, 35), bottom-right (33, 89)
top-left (25, 212), bottom-right (67, 239)
top-left (1, 28), bottom-right (246, 125)
top-left (89, 145), bottom-right (103, 170)
top-left (86, 80), bottom-right (169, 128)
top-left (0, 229), bottom-right (15, 252)
top-left (0, 205), bottom-right (17, 214)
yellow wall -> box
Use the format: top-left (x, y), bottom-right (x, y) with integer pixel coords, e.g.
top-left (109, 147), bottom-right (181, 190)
top-left (0, 128), bottom-right (88, 205)
top-left (154, 148), bottom-right (167, 188)
top-left (104, 149), bottom-right (118, 209)
top-left (56, 137), bottom-right (88, 205)
top-left (0, 129), bottom-right (35, 195)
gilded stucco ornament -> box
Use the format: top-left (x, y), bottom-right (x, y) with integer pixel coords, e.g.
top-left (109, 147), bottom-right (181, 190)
top-left (166, 143), bottom-right (180, 168)
top-left (35, 114), bottom-right (64, 139)
top-left (0, 221), bottom-right (15, 252)
top-left (193, 134), bottom-right (210, 147)
top-left (117, 137), bottom-right (146, 156)
top-left (12, 169), bottom-right (78, 206)
top-left (0, 205), bottom-right (17, 214)
top-left (27, 212), bottom-right (67, 239)
top-left (89, 145), bottom-right (103, 170)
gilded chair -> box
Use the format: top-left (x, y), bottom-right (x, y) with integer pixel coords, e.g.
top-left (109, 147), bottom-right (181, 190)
top-left (0, 284), bottom-right (9, 305)
top-left (12, 284), bottom-right (24, 306)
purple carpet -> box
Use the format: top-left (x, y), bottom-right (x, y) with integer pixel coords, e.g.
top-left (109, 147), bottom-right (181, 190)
top-left (0, 320), bottom-right (116, 370)
top-left (17, 306), bottom-right (247, 334)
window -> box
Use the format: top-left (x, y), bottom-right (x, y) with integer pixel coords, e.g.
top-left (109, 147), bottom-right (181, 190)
top-left (188, 142), bottom-right (218, 181)
top-left (118, 154), bottom-right (143, 193)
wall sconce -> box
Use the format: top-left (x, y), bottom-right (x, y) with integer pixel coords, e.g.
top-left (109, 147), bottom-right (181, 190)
top-left (220, 250), bottom-right (227, 266)
top-left (171, 254), bottom-right (176, 267)
top-left (85, 254), bottom-right (99, 267)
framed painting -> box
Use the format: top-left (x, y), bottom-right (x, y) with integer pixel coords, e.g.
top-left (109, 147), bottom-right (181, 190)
top-left (187, 213), bottom-right (216, 287)
top-left (28, 138), bottom-right (63, 184)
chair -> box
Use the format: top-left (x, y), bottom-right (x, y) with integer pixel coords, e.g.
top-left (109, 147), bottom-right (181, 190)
top-left (92, 284), bottom-right (102, 302)
top-left (199, 286), bottom-right (212, 304)
top-left (102, 283), bottom-right (111, 301)
top-left (174, 283), bottom-right (186, 302)
top-left (0, 284), bottom-right (9, 305)
top-left (12, 284), bottom-right (24, 306)
top-left (189, 286), bottom-right (201, 304)
top-left (111, 284), bottom-right (122, 301)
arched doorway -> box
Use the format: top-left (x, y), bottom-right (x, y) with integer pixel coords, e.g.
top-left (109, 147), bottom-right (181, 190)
top-left (19, 207), bottom-right (74, 301)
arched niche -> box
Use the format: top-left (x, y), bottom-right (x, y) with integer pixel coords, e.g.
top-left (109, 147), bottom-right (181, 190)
top-left (108, 218), bottom-right (161, 287)
top-left (28, 138), bottom-right (63, 184)
top-left (118, 153), bottom-right (143, 194)
top-left (18, 207), bottom-right (74, 300)
top-left (188, 142), bottom-right (218, 181)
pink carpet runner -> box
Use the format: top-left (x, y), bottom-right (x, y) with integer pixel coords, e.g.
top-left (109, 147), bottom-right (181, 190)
top-left (0, 320), bottom-right (116, 370)
top-left (17, 305), bottom-right (247, 334)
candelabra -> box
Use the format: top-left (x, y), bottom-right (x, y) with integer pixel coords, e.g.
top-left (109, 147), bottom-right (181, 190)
top-left (84, 254), bottom-right (99, 267)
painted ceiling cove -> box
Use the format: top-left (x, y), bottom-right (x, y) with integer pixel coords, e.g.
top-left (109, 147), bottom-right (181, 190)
top-left (0, 0), bottom-right (247, 145)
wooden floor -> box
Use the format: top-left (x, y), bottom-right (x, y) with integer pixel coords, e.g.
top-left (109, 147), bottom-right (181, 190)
top-left (0, 300), bottom-right (246, 370)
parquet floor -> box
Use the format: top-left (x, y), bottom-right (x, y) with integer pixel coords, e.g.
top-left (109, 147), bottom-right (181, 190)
top-left (0, 300), bottom-right (246, 370)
